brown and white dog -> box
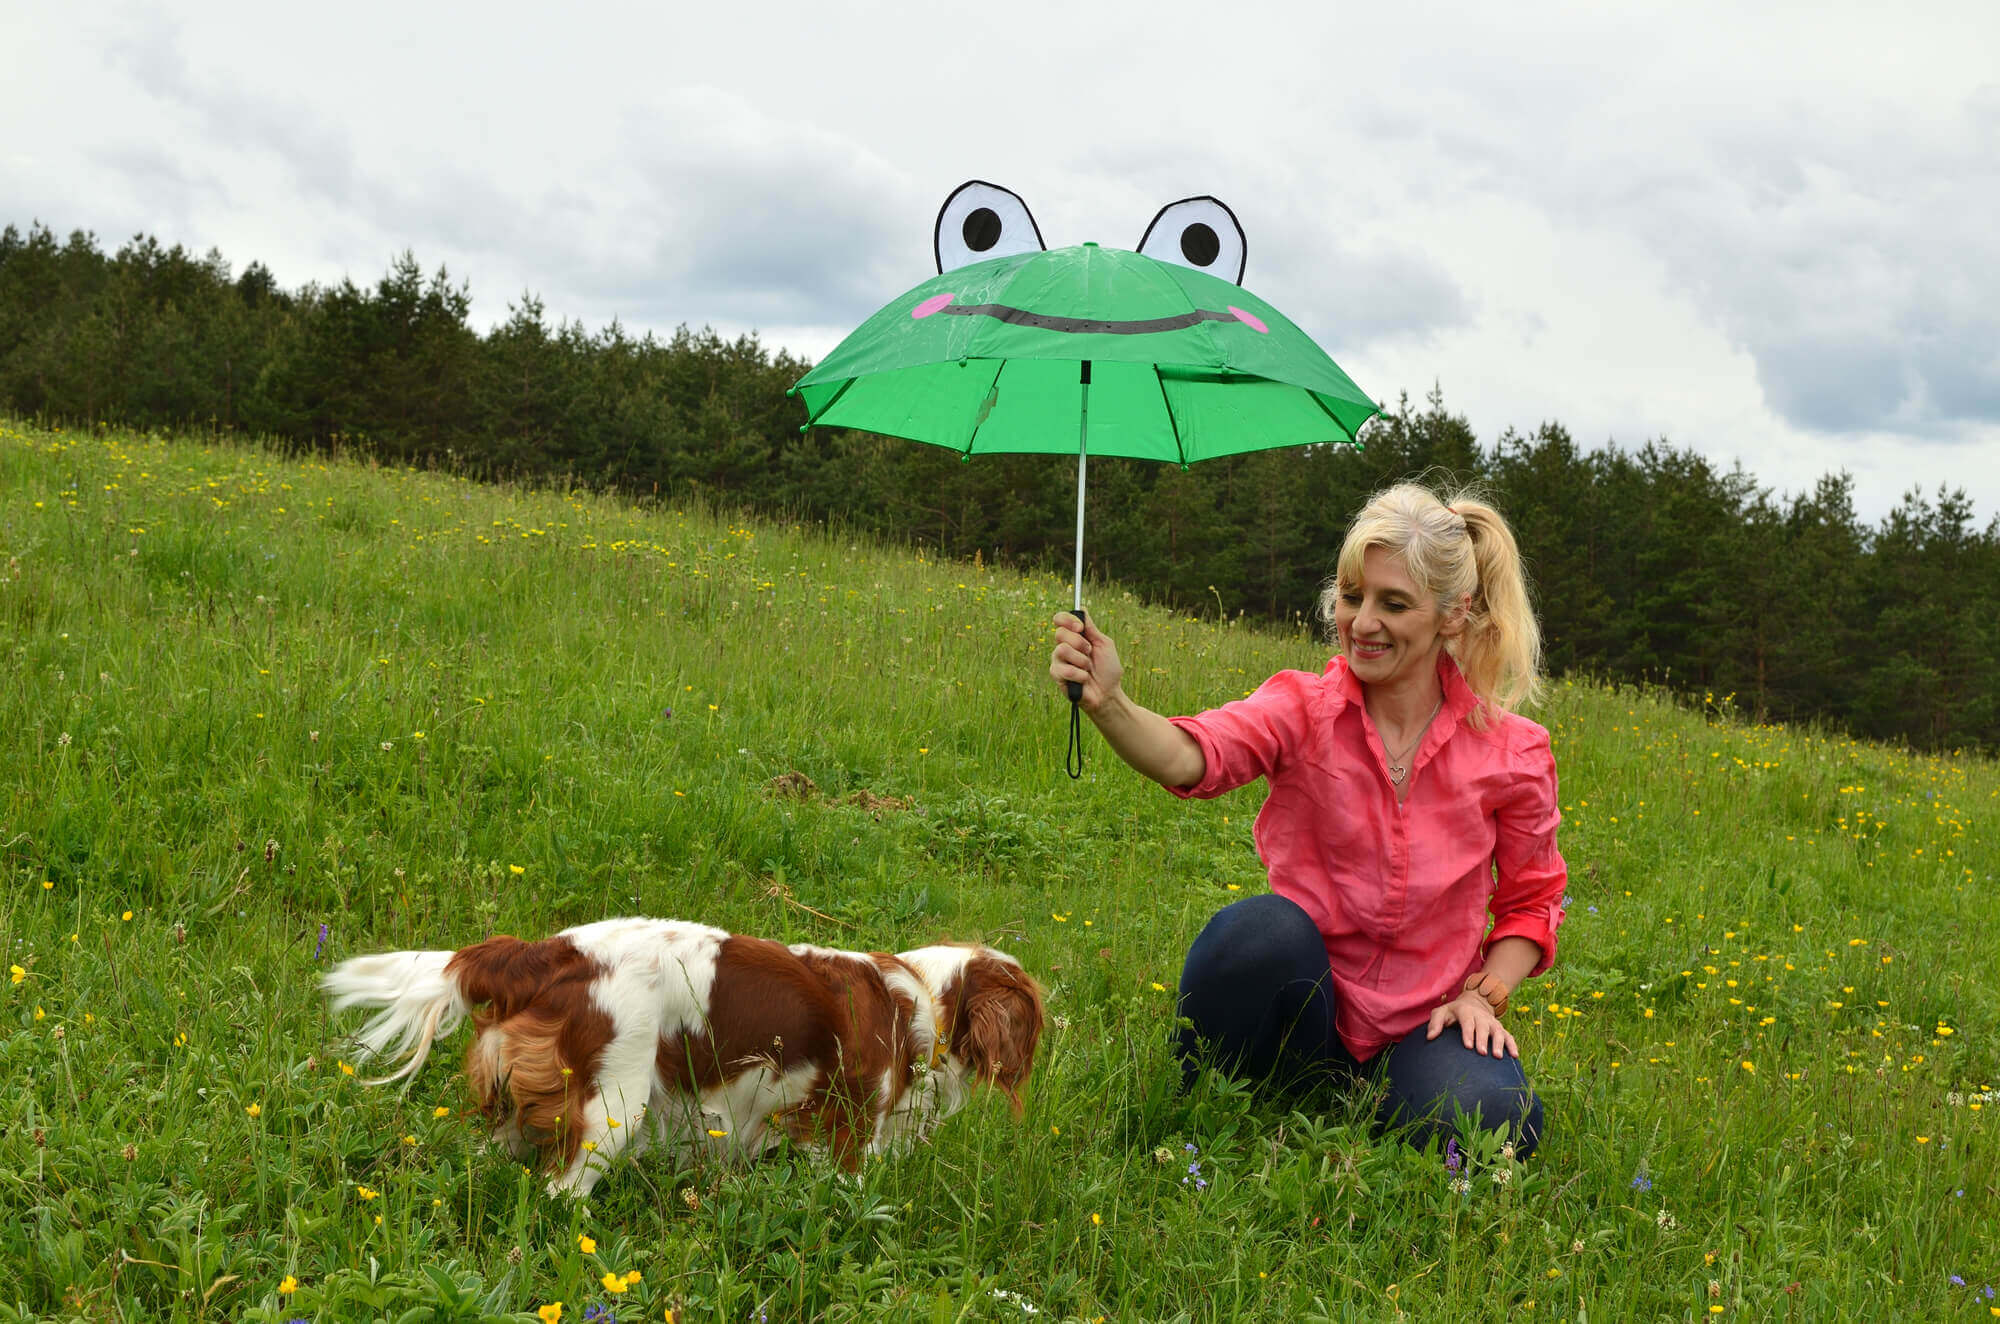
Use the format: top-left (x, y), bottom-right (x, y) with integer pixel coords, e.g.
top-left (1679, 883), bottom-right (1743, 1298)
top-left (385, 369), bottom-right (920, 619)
top-left (321, 917), bottom-right (1043, 1197)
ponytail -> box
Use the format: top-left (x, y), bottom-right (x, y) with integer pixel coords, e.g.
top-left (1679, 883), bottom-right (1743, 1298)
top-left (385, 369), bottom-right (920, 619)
top-left (1448, 495), bottom-right (1543, 720)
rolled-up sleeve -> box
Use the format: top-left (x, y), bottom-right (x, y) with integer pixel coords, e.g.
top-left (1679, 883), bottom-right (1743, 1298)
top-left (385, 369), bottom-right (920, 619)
top-left (1163, 670), bottom-right (1318, 800)
top-left (1483, 726), bottom-right (1568, 975)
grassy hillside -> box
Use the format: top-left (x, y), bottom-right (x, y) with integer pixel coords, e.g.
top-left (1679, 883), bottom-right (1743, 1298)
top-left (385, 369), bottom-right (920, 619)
top-left (2, 419), bottom-right (1996, 1322)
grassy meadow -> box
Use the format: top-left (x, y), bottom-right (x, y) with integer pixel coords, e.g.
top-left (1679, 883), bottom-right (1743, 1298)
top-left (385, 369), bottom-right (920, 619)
top-left (2, 418), bottom-right (1997, 1322)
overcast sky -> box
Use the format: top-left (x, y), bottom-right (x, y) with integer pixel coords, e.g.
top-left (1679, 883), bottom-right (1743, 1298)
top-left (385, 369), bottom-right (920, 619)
top-left (7, 1), bottom-right (1996, 525)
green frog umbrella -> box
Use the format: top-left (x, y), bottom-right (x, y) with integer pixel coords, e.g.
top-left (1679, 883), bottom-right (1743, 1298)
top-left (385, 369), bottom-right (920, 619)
top-left (792, 181), bottom-right (1381, 775)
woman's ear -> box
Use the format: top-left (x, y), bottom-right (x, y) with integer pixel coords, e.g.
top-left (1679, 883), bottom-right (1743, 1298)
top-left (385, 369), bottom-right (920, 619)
top-left (1441, 593), bottom-right (1474, 638)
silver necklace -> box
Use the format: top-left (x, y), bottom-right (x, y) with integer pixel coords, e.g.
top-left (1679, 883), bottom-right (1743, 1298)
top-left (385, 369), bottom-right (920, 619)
top-left (1380, 696), bottom-right (1444, 786)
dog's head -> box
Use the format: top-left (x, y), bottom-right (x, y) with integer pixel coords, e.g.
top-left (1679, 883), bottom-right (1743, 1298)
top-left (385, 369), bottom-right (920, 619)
top-left (901, 944), bottom-right (1045, 1115)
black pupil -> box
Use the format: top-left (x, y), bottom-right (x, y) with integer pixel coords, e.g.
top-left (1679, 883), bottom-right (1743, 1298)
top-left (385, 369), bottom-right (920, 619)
top-left (963, 207), bottom-right (1003, 253)
top-left (1181, 223), bottom-right (1221, 267)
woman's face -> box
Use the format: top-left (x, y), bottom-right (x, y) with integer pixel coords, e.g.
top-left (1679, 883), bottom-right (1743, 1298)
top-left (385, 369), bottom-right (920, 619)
top-left (1334, 545), bottom-right (1458, 692)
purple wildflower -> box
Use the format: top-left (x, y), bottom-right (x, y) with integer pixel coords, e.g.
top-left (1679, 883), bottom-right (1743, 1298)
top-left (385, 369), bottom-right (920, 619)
top-left (314, 923), bottom-right (329, 961)
top-left (1445, 1138), bottom-right (1461, 1173)
top-left (1950, 1275), bottom-right (1966, 1287)
top-left (583, 1307), bottom-right (615, 1324)
top-left (1630, 1175), bottom-right (1652, 1192)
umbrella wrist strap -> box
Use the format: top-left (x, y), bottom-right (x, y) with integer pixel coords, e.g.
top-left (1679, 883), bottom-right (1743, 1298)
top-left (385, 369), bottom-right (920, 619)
top-left (1066, 700), bottom-right (1085, 780)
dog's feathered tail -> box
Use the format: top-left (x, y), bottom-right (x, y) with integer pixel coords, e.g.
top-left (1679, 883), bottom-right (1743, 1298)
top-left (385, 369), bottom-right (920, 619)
top-left (321, 949), bottom-right (468, 1085)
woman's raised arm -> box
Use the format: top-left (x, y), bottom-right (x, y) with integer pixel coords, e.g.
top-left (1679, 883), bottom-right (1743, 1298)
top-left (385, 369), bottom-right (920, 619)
top-left (1049, 612), bottom-right (1206, 790)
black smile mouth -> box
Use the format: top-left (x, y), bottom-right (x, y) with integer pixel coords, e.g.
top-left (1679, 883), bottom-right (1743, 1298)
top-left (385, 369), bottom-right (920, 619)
top-left (910, 291), bottom-right (1269, 336)
top-left (942, 302), bottom-right (1243, 335)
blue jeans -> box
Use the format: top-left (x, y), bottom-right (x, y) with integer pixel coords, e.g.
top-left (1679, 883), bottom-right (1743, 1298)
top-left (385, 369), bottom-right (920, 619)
top-left (1175, 893), bottom-right (1545, 1158)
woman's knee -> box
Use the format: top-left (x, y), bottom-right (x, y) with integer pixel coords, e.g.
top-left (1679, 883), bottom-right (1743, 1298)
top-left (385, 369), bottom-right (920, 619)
top-left (1179, 893), bottom-right (1324, 993)
top-left (1375, 1039), bottom-right (1546, 1157)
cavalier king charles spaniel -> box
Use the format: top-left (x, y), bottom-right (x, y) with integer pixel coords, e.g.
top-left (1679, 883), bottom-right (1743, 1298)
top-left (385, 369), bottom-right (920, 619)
top-left (322, 917), bottom-right (1043, 1196)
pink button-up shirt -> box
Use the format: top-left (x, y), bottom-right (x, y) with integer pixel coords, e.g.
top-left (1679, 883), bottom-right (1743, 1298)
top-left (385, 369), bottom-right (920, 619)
top-left (1167, 652), bottom-right (1567, 1060)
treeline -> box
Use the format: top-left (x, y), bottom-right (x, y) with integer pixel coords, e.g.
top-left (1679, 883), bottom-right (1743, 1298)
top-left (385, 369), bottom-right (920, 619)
top-left (5, 222), bottom-right (1996, 751)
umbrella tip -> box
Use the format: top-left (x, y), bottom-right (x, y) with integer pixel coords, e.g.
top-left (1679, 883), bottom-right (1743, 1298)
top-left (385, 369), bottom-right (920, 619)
top-left (1083, 241), bottom-right (1099, 247)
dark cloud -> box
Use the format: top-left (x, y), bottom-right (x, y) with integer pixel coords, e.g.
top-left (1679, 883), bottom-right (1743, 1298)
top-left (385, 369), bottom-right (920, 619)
top-left (1560, 98), bottom-right (1999, 438)
top-left (596, 95), bottom-right (923, 328)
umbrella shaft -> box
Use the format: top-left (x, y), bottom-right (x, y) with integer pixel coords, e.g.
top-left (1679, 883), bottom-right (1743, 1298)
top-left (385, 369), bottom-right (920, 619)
top-left (1074, 361), bottom-right (1090, 613)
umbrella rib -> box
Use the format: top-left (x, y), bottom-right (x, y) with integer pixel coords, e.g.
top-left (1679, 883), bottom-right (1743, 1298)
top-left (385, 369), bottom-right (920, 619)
top-left (1306, 388), bottom-right (1373, 445)
top-left (961, 358), bottom-right (1008, 457)
top-left (801, 377), bottom-right (857, 427)
top-left (1151, 366), bottom-right (1189, 467)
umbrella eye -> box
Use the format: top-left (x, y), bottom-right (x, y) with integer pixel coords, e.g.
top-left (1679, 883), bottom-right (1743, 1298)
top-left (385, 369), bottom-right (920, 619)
top-left (935, 180), bottom-right (1047, 274)
top-left (1137, 196), bottom-right (1247, 285)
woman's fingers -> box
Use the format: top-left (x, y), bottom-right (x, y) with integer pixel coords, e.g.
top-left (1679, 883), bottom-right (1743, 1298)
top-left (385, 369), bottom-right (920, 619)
top-left (1049, 614), bottom-right (1091, 688)
top-left (1425, 1005), bottom-right (1452, 1041)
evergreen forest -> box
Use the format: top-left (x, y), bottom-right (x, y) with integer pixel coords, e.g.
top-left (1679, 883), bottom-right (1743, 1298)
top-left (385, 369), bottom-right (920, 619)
top-left (4, 221), bottom-right (1994, 751)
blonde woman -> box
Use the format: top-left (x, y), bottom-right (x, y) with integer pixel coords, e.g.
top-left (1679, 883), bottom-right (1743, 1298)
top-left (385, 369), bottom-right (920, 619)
top-left (1049, 483), bottom-right (1565, 1155)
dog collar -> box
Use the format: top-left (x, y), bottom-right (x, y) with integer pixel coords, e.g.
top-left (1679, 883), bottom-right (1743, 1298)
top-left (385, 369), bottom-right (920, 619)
top-left (930, 1011), bottom-right (949, 1068)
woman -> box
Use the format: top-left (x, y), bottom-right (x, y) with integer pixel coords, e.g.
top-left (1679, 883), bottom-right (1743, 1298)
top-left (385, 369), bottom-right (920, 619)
top-left (1048, 483), bottom-right (1565, 1156)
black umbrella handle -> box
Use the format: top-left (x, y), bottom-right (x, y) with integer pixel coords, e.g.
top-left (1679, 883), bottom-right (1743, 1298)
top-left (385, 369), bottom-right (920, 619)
top-left (1063, 607), bottom-right (1087, 704)
top-left (1064, 607), bottom-right (1086, 780)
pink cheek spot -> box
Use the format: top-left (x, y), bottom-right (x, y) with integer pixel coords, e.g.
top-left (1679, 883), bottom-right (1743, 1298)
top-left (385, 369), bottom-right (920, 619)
top-left (912, 292), bottom-right (955, 320)
top-left (1228, 305), bottom-right (1268, 334)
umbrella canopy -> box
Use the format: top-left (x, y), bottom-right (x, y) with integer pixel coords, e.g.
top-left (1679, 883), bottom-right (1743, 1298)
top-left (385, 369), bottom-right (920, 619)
top-left (791, 182), bottom-right (1381, 776)
top-left (793, 242), bottom-right (1380, 461)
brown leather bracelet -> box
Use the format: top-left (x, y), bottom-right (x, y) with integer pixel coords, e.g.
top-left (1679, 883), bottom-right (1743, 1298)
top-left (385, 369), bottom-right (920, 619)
top-left (1462, 972), bottom-right (1510, 1018)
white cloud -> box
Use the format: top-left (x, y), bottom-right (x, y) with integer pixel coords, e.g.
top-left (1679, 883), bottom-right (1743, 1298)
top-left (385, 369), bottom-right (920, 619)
top-left (2, 0), bottom-right (1996, 522)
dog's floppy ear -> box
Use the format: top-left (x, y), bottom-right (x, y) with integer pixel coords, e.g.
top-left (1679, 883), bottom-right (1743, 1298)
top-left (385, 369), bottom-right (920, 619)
top-left (959, 955), bottom-right (1045, 1114)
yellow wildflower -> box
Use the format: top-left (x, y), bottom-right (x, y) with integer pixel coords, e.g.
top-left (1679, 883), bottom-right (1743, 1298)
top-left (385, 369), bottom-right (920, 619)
top-left (577, 1234), bottom-right (596, 1254)
top-left (279, 1274), bottom-right (298, 1295)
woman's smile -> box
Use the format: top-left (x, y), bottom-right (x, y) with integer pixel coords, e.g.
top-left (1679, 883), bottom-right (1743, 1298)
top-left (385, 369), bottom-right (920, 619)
top-left (1333, 546), bottom-right (1453, 689)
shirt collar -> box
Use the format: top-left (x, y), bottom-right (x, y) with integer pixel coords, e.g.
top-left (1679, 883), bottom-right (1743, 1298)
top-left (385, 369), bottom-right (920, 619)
top-left (1323, 650), bottom-right (1485, 729)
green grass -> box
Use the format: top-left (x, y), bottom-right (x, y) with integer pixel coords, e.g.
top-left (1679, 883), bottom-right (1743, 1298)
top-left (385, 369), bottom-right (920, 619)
top-left (2, 418), bottom-right (1997, 1322)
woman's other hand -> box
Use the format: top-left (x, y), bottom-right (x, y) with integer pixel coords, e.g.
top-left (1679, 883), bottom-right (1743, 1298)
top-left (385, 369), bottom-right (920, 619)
top-left (1050, 612), bottom-right (1123, 712)
top-left (1426, 991), bottom-right (1519, 1058)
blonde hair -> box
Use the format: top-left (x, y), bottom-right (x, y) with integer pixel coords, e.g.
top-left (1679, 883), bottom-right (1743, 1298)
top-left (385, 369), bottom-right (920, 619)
top-left (1318, 482), bottom-right (1543, 723)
